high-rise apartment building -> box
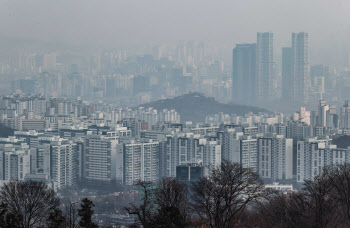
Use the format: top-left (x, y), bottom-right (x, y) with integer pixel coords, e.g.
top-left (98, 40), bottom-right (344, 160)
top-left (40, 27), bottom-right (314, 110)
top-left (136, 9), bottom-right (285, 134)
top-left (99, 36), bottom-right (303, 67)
top-left (326, 104), bottom-right (338, 128)
top-left (48, 139), bottom-right (78, 189)
top-left (232, 44), bottom-right (257, 104)
top-left (159, 133), bottom-right (202, 178)
top-left (84, 135), bottom-right (120, 183)
top-left (202, 140), bottom-right (221, 169)
top-left (318, 100), bottom-right (328, 126)
top-left (219, 128), bottom-right (243, 163)
top-left (258, 136), bottom-right (293, 180)
top-left (297, 139), bottom-right (350, 182)
top-left (222, 132), bottom-right (258, 172)
top-left (256, 32), bottom-right (274, 103)
top-left (159, 133), bottom-right (221, 179)
top-left (317, 100), bottom-right (338, 128)
top-left (0, 149), bottom-right (31, 181)
top-left (240, 137), bottom-right (258, 172)
top-left (123, 140), bottom-right (159, 185)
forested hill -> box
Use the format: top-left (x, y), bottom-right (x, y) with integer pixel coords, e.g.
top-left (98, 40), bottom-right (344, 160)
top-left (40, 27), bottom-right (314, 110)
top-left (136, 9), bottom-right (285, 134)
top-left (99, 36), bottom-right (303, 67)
top-left (138, 93), bottom-right (271, 123)
top-left (0, 124), bottom-right (14, 138)
top-left (333, 135), bottom-right (350, 149)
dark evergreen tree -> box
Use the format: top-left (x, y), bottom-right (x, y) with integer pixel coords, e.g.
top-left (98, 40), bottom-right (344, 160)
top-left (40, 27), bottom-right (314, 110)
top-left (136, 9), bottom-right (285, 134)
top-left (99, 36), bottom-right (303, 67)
top-left (152, 206), bottom-right (187, 228)
top-left (47, 207), bottom-right (66, 228)
top-left (78, 198), bottom-right (98, 228)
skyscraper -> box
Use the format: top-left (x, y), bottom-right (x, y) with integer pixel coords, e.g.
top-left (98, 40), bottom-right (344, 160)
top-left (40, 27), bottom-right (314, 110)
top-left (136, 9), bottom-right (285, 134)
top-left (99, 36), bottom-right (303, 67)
top-left (256, 32), bottom-right (274, 103)
top-left (282, 33), bottom-right (310, 105)
top-left (340, 101), bottom-right (350, 129)
top-left (232, 44), bottom-right (256, 104)
top-left (291, 32), bottom-right (310, 104)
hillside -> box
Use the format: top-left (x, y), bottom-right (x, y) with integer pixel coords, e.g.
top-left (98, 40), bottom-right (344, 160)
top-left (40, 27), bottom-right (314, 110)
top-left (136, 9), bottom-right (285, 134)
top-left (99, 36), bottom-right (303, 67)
top-left (138, 93), bottom-right (271, 123)
top-left (333, 135), bottom-right (350, 149)
top-left (0, 124), bottom-right (14, 138)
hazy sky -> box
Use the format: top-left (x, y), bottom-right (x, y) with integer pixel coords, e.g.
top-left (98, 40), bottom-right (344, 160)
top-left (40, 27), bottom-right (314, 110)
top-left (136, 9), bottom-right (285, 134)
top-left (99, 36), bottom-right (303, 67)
top-left (1, 0), bottom-right (350, 64)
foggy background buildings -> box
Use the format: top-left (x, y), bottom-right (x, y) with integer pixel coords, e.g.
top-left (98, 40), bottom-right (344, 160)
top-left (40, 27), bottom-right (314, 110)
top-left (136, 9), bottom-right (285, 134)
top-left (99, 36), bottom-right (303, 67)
top-left (2, 1), bottom-right (350, 225)
top-left (1, 0), bottom-right (350, 65)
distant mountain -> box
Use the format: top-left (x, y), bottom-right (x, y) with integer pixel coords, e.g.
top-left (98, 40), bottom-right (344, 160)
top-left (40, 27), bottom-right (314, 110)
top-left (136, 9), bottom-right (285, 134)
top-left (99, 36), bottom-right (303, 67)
top-left (0, 124), bottom-right (14, 138)
top-left (333, 135), bottom-right (350, 149)
top-left (138, 93), bottom-right (271, 123)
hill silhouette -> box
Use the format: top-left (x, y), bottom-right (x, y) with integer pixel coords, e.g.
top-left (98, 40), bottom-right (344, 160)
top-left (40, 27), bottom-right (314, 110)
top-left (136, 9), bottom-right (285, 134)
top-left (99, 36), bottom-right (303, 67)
top-left (0, 124), bottom-right (14, 138)
top-left (333, 135), bottom-right (350, 149)
top-left (138, 93), bottom-right (271, 123)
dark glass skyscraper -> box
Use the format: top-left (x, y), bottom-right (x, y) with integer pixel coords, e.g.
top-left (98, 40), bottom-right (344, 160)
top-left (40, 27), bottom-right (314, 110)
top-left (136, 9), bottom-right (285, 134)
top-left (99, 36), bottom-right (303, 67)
top-left (282, 32), bottom-right (310, 105)
top-left (292, 32), bottom-right (309, 104)
top-left (256, 32), bottom-right (274, 103)
top-left (283, 32), bottom-right (310, 105)
top-left (232, 44), bottom-right (256, 104)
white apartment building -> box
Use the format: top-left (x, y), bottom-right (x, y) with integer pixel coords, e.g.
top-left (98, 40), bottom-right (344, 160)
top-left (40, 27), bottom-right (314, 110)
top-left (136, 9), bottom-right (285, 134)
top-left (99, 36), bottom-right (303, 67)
top-left (159, 133), bottom-right (202, 178)
top-left (84, 135), bottom-right (119, 183)
top-left (48, 139), bottom-right (78, 189)
top-left (0, 149), bottom-right (31, 181)
top-left (123, 140), bottom-right (159, 185)
top-left (297, 138), bottom-right (350, 182)
top-left (202, 140), bottom-right (221, 169)
top-left (258, 135), bottom-right (293, 180)
top-left (240, 137), bottom-right (258, 172)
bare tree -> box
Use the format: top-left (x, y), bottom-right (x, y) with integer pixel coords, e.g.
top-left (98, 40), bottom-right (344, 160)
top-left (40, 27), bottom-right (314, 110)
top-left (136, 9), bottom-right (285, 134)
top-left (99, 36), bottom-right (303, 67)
top-left (303, 168), bottom-right (341, 228)
top-left (152, 177), bottom-right (190, 227)
top-left (0, 181), bottom-right (60, 228)
top-left (251, 191), bottom-right (287, 228)
top-left (125, 178), bottom-right (192, 227)
top-left (125, 180), bottom-right (155, 228)
top-left (329, 163), bottom-right (350, 225)
top-left (283, 192), bottom-right (310, 228)
top-left (154, 178), bottom-right (190, 219)
top-left (254, 191), bottom-right (309, 228)
top-left (191, 161), bottom-right (265, 228)
top-left (250, 167), bottom-right (343, 228)
top-left (0, 202), bottom-right (22, 228)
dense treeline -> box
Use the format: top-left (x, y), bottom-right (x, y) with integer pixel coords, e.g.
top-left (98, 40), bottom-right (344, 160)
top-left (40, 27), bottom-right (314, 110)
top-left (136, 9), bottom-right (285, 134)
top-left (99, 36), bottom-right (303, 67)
top-left (3, 162), bottom-right (350, 227)
top-left (0, 181), bottom-right (97, 228)
top-left (126, 161), bottom-right (350, 228)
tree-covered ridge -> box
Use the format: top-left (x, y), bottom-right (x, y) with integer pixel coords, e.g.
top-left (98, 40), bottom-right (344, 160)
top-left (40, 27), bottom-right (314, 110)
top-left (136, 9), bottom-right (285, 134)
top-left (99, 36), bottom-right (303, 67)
top-left (0, 124), bottom-right (14, 138)
top-left (126, 162), bottom-right (350, 228)
top-left (139, 92), bottom-right (271, 123)
top-left (333, 135), bottom-right (350, 149)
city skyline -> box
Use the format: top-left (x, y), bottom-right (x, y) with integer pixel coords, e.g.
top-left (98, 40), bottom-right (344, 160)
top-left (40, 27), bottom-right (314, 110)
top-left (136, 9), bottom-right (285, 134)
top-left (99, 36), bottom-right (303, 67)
top-left (1, 1), bottom-right (350, 226)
